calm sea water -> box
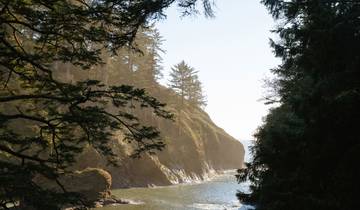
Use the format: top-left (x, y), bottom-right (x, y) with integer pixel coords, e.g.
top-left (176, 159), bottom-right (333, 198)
top-left (98, 140), bottom-right (254, 210)
top-left (97, 170), bottom-right (252, 210)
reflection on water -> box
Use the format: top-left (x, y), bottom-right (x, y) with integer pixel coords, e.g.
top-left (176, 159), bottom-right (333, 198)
top-left (97, 170), bottom-right (250, 210)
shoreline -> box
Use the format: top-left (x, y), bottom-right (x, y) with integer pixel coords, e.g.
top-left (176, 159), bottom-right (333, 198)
top-left (113, 169), bottom-right (238, 191)
top-left (65, 169), bottom-right (239, 210)
top-left (105, 169), bottom-right (250, 210)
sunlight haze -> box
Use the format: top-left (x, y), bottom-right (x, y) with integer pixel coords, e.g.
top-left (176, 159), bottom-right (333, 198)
top-left (157, 0), bottom-right (280, 141)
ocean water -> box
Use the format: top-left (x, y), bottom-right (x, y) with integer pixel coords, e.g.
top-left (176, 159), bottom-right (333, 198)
top-left (97, 170), bottom-right (253, 210)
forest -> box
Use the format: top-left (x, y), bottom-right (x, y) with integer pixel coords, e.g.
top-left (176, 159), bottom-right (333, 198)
top-left (0, 0), bottom-right (214, 209)
top-left (237, 1), bottom-right (360, 210)
top-left (0, 0), bottom-right (359, 210)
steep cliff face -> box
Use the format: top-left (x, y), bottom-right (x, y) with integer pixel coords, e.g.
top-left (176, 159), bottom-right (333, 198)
top-left (51, 56), bottom-right (245, 189)
top-left (75, 103), bottom-right (245, 188)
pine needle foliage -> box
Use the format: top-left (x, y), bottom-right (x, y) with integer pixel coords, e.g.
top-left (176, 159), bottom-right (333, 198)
top-left (237, 1), bottom-right (360, 210)
top-left (168, 60), bottom-right (207, 108)
top-left (0, 0), bottom-right (213, 208)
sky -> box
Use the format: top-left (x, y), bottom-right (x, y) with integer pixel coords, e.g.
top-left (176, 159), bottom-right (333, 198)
top-left (156, 0), bottom-right (280, 141)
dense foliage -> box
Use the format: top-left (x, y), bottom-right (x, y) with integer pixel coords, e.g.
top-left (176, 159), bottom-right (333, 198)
top-left (0, 0), bottom-right (212, 209)
top-left (237, 1), bottom-right (360, 210)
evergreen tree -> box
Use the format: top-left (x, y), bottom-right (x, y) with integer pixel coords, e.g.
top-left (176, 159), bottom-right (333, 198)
top-left (143, 26), bottom-right (165, 84)
top-left (169, 61), bottom-right (206, 108)
top-left (169, 61), bottom-right (194, 105)
top-left (0, 0), bottom-right (213, 208)
top-left (187, 74), bottom-right (207, 108)
top-left (237, 1), bottom-right (360, 210)
top-left (133, 26), bottom-right (165, 91)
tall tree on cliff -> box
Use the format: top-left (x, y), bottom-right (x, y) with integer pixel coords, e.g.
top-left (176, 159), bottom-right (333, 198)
top-left (169, 61), bottom-right (196, 106)
top-left (187, 74), bottom-right (207, 108)
top-left (0, 0), bottom-right (213, 208)
top-left (237, 1), bottom-right (360, 210)
top-left (132, 26), bottom-right (165, 92)
top-left (169, 60), bottom-right (206, 108)
top-left (105, 26), bottom-right (165, 90)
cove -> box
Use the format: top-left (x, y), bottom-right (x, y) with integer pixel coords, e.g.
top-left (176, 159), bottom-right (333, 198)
top-left (96, 170), bottom-right (252, 210)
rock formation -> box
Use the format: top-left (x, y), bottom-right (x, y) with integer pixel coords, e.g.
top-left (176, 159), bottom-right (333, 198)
top-left (74, 101), bottom-right (245, 188)
top-left (33, 168), bottom-right (111, 204)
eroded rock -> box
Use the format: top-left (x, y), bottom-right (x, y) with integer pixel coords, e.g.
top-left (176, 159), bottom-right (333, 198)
top-left (34, 168), bottom-right (111, 204)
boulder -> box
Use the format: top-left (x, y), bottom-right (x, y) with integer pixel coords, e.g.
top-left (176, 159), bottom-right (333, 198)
top-left (34, 168), bottom-right (111, 204)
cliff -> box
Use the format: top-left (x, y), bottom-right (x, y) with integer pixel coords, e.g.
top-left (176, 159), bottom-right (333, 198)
top-left (74, 90), bottom-right (245, 188)
top-left (49, 51), bottom-right (246, 189)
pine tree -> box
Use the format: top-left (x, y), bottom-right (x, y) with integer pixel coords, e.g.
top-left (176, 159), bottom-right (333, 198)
top-left (168, 61), bottom-right (195, 106)
top-left (133, 26), bottom-right (165, 91)
top-left (0, 0), bottom-right (213, 208)
top-left (187, 74), bottom-right (207, 108)
top-left (237, 1), bottom-right (360, 210)
top-left (169, 61), bottom-right (206, 108)
top-left (145, 26), bottom-right (165, 84)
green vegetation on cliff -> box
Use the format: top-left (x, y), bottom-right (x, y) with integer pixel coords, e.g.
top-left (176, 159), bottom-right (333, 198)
top-left (0, 0), bottom-right (215, 209)
top-left (75, 85), bottom-right (244, 188)
top-left (69, 25), bottom-right (244, 189)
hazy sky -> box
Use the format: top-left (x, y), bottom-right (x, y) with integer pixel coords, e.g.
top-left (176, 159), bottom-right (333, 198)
top-left (156, 0), bottom-right (280, 141)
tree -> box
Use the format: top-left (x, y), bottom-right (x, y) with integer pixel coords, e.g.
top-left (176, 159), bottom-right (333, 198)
top-left (0, 0), bottom-right (213, 209)
top-left (139, 26), bottom-right (165, 83)
top-left (168, 60), bottom-right (206, 107)
top-left (237, 1), bottom-right (360, 210)
top-left (132, 26), bottom-right (165, 91)
top-left (105, 25), bottom-right (165, 90)
top-left (187, 74), bottom-right (207, 108)
top-left (169, 61), bottom-right (195, 105)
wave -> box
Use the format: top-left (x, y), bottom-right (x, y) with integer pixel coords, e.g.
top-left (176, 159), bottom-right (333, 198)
top-left (189, 202), bottom-right (255, 210)
top-left (190, 203), bottom-right (240, 210)
top-left (239, 205), bottom-right (256, 210)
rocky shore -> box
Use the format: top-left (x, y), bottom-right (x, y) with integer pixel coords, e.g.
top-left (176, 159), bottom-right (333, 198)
top-left (62, 196), bottom-right (129, 210)
top-left (27, 92), bottom-right (245, 210)
top-left (74, 105), bottom-right (245, 189)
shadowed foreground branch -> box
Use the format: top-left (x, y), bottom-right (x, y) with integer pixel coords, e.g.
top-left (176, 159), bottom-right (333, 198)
top-left (0, 0), bottom-right (213, 209)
